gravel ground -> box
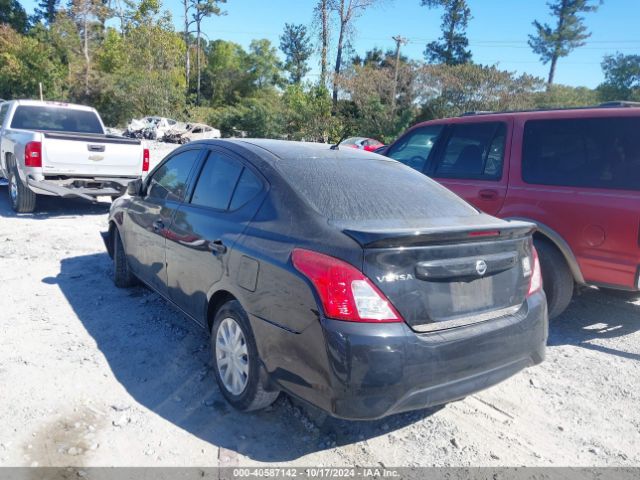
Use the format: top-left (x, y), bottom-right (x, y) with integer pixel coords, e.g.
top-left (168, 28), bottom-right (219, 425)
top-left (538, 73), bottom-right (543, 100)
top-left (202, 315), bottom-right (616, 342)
top-left (0, 160), bottom-right (639, 467)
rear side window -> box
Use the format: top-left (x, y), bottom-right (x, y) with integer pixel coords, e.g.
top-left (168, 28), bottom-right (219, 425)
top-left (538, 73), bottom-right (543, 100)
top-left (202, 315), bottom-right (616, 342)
top-left (522, 117), bottom-right (640, 191)
top-left (0, 103), bottom-right (9, 127)
top-left (434, 122), bottom-right (506, 180)
top-left (275, 155), bottom-right (477, 226)
top-left (147, 149), bottom-right (199, 202)
top-left (387, 125), bottom-right (443, 172)
top-left (230, 168), bottom-right (262, 210)
top-left (10, 105), bottom-right (104, 134)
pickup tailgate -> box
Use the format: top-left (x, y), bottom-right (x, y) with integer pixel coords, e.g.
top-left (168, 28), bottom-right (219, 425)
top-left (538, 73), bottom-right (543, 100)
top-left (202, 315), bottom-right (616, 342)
top-left (41, 132), bottom-right (143, 177)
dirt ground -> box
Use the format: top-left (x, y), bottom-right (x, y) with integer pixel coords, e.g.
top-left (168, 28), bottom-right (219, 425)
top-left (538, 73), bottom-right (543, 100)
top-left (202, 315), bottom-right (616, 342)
top-left (0, 156), bottom-right (639, 467)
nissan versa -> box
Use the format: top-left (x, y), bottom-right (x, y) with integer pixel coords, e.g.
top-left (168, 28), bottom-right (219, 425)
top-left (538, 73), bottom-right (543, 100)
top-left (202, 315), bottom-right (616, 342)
top-left (103, 139), bottom-right (548, 420)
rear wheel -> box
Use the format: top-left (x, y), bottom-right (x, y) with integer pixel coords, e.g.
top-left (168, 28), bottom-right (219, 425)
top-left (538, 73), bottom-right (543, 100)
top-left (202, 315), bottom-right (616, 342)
top-left (211, 300), bottom-right (279, 411)
top-left (534, 238), bottom-right (574, 319)
top-left (8, 165), bottom-right (36, 213)
top-left (113, 228), bottom-right (137, 288)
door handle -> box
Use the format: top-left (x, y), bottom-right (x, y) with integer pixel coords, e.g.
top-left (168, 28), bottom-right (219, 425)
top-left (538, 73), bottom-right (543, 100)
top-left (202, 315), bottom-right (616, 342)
top-left (152, 220), bottom-right (165, 232)
top-left (479, 189), bottom-right (499, 200)
top-left (210, 239), bottom-right (227, 255)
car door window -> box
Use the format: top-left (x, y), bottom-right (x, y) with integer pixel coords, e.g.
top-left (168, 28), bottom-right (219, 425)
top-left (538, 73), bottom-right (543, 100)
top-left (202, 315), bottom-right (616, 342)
top-left (387, 125), bottom-right (444, 172)
top-left (191, 152), bottom-right (244, 210)
top-left (435, 122), bottom-right (506, 180)
top-left (147, 149), bottom-right (200, 202)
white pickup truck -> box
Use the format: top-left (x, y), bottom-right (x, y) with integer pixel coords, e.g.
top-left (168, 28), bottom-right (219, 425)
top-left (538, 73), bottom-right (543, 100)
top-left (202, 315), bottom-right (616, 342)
top-left (0, 100), bottom-right (149, 212)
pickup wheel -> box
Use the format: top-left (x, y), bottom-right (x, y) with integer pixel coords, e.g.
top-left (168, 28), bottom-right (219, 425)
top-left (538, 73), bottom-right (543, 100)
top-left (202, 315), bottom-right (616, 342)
top-left (113, 228), bottom-right (138, 288)
top-left (534, 238), bottom-right (574, 320)
top-left (8, 165), bottom-right (36, 213)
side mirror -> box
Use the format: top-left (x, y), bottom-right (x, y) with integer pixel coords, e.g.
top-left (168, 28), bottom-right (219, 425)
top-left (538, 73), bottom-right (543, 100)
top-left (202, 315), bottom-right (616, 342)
top-left (127, 178), bottom-right (143, 197)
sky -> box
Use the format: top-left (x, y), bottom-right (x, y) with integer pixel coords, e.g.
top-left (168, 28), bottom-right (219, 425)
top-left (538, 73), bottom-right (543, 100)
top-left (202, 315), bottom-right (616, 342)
top-left (20, 0), bottom-right (640, 88)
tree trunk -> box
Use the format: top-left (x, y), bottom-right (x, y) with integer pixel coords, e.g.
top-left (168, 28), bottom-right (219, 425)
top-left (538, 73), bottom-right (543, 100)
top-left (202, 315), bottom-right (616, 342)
top-left (332, 0), bottom-right (346, 112)
top-left (184, 0), bottom-right (190, 94)
top-left (82, 6), bottom-right (90, 96)
top-left (320, 0), bottom-right (328, 86)
top-left (196, 21), bottom-right (201, 105)
top-left (547, 55), bottom-right (558, 86)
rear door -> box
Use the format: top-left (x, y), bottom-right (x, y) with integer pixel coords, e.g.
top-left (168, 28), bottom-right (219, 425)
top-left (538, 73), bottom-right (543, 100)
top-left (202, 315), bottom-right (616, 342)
top-left (165, 149), bottom-right (266, 323)
top-left (123, 148), bottom-right (203, 295)
top-left (428, 120), bottom-right (511, 216)
top-left (505, 115), bottom-right (640, 289)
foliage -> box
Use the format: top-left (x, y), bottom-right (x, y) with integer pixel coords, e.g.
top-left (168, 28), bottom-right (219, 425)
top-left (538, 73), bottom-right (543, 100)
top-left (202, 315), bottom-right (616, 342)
top-left (414, 63), bottom-right (544, 120)
top-left (0, 24), bottom-right (66, 99)
top-left (597, 53), bottom-right (640, 101)
top-left (528, 0), bottom-right (600, 84)
top-left (421, 0), bottom-right (471, 65)
top-left (279, 23), bottom-right (313, 84)
top-left (33, 0), bottom-right (60, 25)
top-left (0, 0), bottom-right (29, 33)
top-left (533, 84), bottom-right (599, 108)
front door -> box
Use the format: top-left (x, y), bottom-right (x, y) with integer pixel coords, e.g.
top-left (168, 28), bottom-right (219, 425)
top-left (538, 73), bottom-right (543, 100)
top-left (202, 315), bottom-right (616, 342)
top-left (123, 148), bottom-right (202, 295)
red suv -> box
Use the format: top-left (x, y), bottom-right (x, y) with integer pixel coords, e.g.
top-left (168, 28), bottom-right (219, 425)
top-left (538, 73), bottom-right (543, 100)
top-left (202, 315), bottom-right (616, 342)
top-left (383, 104), bottom-right (640, 318)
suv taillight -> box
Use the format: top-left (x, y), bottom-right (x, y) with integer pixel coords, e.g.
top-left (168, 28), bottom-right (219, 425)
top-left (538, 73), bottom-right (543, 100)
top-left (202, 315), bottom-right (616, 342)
top-left (25, 141), bottom-right (42, 167)
top-left (527, 247), bottom-right (542, 296)
top-left (142, 148), bottom-right (150, 172)
top-left (292, 248), bottom-right (402, 323)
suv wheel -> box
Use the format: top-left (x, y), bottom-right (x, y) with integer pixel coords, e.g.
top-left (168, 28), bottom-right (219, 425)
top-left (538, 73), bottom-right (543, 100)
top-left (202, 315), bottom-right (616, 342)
top-left (535, 238), bottom-right (574, 319)
top-left (211, 300), bottom-right (279, 411)
top-left (8, 165), bottom-right (36, 213)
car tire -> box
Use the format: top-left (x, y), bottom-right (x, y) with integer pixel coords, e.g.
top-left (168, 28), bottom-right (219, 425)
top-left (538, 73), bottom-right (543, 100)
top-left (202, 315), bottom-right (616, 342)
top-left (535, 238), bottom-right (574, 319)
top-left (113, 228), bottom-right (137, 288)
top-left (211, 300), bottom-right (279, 412)
top-left (8, 164), bottom-right (36, 213)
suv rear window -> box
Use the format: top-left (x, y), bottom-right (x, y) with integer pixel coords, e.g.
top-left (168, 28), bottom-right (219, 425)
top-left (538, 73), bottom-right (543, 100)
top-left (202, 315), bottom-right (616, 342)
top-left (522, 117), bottom-right (640, 191)
top-left (276, 156), bottom-right (477, 225)
top-left (10, 105), bottom-right (104, 134)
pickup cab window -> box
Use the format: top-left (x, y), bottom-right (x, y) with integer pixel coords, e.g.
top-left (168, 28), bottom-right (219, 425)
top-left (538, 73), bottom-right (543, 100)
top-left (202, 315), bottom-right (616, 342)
top-left (10, 105), bottom-right (104, 134)
top-left (0, 103), bottom-right (9, 127)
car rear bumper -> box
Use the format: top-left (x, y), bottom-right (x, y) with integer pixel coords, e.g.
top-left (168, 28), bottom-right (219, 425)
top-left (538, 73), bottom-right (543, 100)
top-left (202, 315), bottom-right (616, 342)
top-left (314, 291), bottom-right (547, 420)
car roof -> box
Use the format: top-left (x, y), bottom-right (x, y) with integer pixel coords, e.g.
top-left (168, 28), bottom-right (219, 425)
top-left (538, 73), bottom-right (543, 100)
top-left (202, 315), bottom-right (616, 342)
top-left (226, 139), bottom-right (394, 164)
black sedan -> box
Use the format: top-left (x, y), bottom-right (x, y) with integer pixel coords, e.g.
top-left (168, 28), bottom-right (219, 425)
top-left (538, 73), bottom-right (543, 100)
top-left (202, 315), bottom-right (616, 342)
top-left (103, 139), bottom-right (547, 420)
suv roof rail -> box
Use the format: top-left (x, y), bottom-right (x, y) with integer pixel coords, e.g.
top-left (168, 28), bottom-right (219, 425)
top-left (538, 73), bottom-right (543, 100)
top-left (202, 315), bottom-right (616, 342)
top-left (460, 111), bottom-right (494, 116)
top-left (598, 101), bottom-right (640, 108)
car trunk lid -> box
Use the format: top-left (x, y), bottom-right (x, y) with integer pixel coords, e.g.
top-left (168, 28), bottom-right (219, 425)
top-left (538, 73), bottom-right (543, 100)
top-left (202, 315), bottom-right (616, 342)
top-left (339, 217), bottom-right (536, 332)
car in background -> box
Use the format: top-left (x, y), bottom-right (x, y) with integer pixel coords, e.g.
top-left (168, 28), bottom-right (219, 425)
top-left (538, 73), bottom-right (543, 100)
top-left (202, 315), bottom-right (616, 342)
top-left (339, 136), bottom-right (384, 152)
top-left (381, 102), bottom-right (640, 318)
top-left (0, 100), bottom-right (148, 212)
top-left (103, 139), bottom-right (547, 420)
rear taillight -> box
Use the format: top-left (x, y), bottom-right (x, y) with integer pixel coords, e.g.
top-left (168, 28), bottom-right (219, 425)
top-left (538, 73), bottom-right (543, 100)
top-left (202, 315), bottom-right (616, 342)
top-left (142, 148), bottom-right (150, 172)
top-left (526, 247), bottom-right (542, 296)
top-left (292, 248), bottom-right (402, 323)
top-left (24, 141), bottom-right (42, 167)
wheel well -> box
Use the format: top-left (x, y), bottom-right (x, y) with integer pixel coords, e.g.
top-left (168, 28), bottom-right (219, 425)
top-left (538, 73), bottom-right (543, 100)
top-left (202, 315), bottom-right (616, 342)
top-left (532, 231), bottom-right (579, 282)
top-left (206, 290), bottom-right (237, 332)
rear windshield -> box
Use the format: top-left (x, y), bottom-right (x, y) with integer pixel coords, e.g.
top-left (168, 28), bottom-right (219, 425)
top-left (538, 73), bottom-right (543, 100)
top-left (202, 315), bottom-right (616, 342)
top-left (275, 154), bottom-right (478, 225)
top-left (10, 105), bottom-right (104, 134)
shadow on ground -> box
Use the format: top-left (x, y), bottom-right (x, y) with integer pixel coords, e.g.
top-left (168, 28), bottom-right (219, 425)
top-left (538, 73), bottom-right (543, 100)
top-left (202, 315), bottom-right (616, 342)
top-left (0, 186), bottom-right (110, 219)
top-left (43, 252), bottom-right (440, 462)
top-left (549, 287), bottom-right (640, 361)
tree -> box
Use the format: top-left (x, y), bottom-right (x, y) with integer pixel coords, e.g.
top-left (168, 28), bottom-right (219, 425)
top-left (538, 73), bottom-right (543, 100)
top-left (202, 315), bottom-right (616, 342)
top-left (314, 0), bottom-right (330, 86)
top-left (247, 39), bottom-right (283, 89)
top-left (204, 40), bottom-right (253, 106)
top-left (0, 0), bottom-right (29, 33)
top-left (415, 63), bottom-right (544, 120)
top-left (279, 23), bottom-right (313, 84)
top-left (33, 0), bottom-right (61, 25)
top-left (328, 0), bottom-right (381, 111)
top-left (0, 25), bottom-right (66, 99)
top-left (597, 52), bottom-right (640, 101)
top-left (421, 0), bottom-right (472, 65)
top-left (528, 0), bottom-right (601, 86)
top-left (182, 0), bottom-right (227, 105)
